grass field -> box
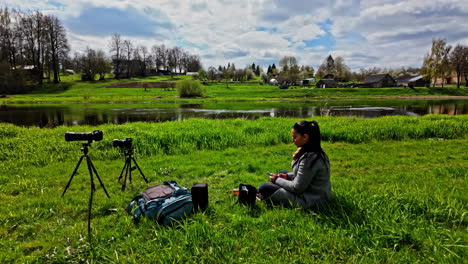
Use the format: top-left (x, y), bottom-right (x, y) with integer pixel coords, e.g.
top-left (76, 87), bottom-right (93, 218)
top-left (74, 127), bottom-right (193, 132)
top-left (0, 116), bottom-right (467, 263)
top-left (2, 75), bottom-right (467, 104)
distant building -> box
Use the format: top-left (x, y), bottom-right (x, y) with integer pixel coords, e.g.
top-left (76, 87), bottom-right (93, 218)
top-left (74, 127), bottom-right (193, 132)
top-left (316, 79), bottom-right (338, 88)
top-left (395, 75), bottom-right (426, 87)
top-left (363, 74), bottom-right (397, 88)
top-left (186, 72), bottom-right (198, 77)
top-left (302, 78), bottom-right (315, 85)
top-left (322, 73), bottom-right (335, 79)
top-left (434, 71), bottom-right (465, 86)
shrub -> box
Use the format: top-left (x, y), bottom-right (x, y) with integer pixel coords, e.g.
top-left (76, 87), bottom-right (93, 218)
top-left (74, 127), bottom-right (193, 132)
top-left (176, 80), bottom-right (205, 97)
top-left (0, 61), bottom-right (31, 94)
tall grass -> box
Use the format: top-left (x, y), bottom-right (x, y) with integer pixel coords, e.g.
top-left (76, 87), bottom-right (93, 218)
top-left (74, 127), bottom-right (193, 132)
top-left (0, 115), bottom-right (466, 169)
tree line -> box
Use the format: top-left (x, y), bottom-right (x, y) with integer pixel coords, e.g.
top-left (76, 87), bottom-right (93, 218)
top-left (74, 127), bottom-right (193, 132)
top-left (0, 8), bottom-right (69, 93)
top-left (68, 34), bottom-right (202, 81)
top-left (0, 8), bottom-right (202, 93)
top-left (422, 38), bottom-right (468, 88)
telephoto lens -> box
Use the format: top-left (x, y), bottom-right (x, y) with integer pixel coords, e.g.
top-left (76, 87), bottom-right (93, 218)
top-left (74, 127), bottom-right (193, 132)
top-left (65, 130), bottom-right (103, 142)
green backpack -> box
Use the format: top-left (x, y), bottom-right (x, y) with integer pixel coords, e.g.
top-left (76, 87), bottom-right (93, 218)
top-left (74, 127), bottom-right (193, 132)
top-left (125, 181), bottom-right (193, 225)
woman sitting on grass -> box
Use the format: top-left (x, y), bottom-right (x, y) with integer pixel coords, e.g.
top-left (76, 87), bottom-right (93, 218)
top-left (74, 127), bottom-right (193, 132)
top-left (259, 120), bottom-right (331, 209)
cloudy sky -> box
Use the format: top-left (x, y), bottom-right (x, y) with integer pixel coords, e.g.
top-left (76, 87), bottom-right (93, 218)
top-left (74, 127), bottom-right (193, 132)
top-left (3, 0), bottom-right (468, 71)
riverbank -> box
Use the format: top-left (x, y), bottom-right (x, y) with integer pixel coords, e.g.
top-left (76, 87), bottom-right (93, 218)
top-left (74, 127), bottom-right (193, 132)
top-left (1, 76), bottom-right (467, 104)
top-left (0, 117), bottom-right (466, 263)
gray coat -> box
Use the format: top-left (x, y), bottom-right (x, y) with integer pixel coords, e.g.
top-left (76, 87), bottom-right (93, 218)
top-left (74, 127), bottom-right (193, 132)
top-left (270, 151), bottom-right (331, 209)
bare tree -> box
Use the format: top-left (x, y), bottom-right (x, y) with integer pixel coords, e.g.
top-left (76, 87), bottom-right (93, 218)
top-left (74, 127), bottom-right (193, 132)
top-left (0, 8), bottom-right (18, 68)
top-left (167, 47), bottom-right (176, 75)
top-left (122, 39), bottom-right (133, 78)
top-left (95, 50), bottom-right (111, 80)
top-left (186, 54), bottom-right (202, 72)
top-left (79, 47), bottom-right (97, 81)
top-left (449, 44), bottom-right (468, 88)
top-left (154, 44), bottom-right (168, 73)
top-left (44, 15), bottom-right (69, 83)
top-left (109, 34), bottom-right (123, 79)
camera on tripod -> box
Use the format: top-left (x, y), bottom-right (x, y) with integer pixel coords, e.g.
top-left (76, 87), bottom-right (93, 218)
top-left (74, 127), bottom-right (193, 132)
top-left (113, 137), bottom-right (132, 149)
top-left (65, 130), bottom-right (103, 142)
top-left (62, 129), bottom-right (110, 236)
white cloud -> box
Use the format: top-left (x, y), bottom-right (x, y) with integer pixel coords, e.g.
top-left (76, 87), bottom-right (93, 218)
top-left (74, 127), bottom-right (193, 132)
top-left (3, 0), bottom-right (468, 71)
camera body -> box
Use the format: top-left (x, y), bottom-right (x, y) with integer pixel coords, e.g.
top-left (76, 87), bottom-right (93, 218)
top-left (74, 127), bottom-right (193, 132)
top-left (65, 130), bottom-right (103, 142)
top-left (113, 137), bottom-right (133, 149)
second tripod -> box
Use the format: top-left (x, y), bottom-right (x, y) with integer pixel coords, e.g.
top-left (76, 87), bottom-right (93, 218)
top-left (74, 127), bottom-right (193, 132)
top-left (114, 138), bottom-right (149, 191)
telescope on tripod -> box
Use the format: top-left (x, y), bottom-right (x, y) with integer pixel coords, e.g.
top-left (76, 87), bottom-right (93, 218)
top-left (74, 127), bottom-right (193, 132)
top-left (113, 137), bottom-right (149, 191)
top-left (62, 130), bottom-right (110, 236)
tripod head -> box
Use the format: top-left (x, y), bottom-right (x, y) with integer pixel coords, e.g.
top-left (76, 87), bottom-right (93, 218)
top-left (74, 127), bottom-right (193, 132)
top-left (81, 141), bottom-right (92, 155)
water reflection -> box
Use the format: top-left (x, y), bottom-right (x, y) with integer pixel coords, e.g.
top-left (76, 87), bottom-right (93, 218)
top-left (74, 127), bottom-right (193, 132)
top-left (0, 100), bottom-right (466, 127)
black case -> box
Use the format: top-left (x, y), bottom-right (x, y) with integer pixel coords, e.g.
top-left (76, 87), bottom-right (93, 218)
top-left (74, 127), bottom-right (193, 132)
top-left (191, 183), bottom-right (208, 212)
top-left (238, 184), bottom-right (257, 207)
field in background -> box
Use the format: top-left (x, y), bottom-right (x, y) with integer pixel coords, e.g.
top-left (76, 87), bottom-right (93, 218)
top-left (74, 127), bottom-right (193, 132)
top-left (0, 116), bottom-right (466, 263)
top-left (2, 74), bottom-right (467, 104)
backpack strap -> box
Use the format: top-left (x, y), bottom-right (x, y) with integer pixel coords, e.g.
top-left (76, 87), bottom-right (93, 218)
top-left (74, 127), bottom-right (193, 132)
top-left (124, 194), bottom-right (143, 214)
top-left (164, 180), bottom-right (190, 195)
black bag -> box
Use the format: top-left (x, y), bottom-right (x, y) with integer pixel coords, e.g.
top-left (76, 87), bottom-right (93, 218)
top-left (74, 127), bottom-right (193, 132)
top-left (238, 184), bottom-right (257, 206)
top-left (191, 183), bottom-right (208, 212)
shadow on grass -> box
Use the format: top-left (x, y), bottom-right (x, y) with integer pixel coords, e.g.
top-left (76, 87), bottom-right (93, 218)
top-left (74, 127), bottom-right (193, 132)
top-left (31, 82), bottom-right (74, 94)
top-left (427, 87), bottom-right (468, 96)
top-left (311, 194), bottom-right (367, 227)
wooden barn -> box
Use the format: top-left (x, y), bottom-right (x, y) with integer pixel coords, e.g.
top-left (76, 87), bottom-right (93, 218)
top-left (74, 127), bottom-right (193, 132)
top-left (363, 74), bottom-right (397, 88)
top-left (316, 79), bottom-right (338, 88)
top-left (395, 75), bottom-right (426, 87)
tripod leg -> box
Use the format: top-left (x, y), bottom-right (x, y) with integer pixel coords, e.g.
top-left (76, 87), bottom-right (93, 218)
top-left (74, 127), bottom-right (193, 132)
top-left (87, 160), bottom-right (94, 236)
top-left (88, 157), bottom-right (110, 198)
top-left (122, 158), bottom-right (130, 191)
top-left (118, 159), bottom-right (127, 182)
top-left (128, 157), bottom-right (133, 184)
top-left (62, 155), bottom-right (85, 197)
top-left (132, 157), bottom-right (149, 183)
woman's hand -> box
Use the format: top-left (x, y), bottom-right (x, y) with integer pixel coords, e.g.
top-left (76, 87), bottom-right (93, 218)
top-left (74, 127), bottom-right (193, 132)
top-left (277, 173), bottom-right (287, 179)
top-left (270, 173), bottom-right (287, 183)
top-left (269, 173), bottom-right (278, 183)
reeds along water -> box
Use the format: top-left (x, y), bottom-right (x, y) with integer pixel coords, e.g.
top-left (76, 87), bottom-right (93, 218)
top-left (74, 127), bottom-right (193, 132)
top-left (0, 115), bottom-right (467, 167)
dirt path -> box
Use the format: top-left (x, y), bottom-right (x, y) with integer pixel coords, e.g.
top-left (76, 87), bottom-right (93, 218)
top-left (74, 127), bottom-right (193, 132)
top-left (102, 82), bottom-right (175, 88)
top-left (373, 96), bottom-right (468, 100)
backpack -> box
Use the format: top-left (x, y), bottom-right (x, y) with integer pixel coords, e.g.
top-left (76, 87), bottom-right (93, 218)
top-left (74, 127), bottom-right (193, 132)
top-left (238, 184), bottom-right (257, 207)
top-left (125, 180), bottom-right (193, 225)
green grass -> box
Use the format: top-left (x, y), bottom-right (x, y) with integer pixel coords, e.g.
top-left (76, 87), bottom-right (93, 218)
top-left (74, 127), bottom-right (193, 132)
top-left (0, 116), bottom-right (467, 263)
top-left (2, 75), bottom-right (467, 104)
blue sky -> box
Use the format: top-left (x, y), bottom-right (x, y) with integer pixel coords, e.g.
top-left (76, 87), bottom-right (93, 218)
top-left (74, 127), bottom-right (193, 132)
top-left (3, 0), bottom-right (468, 71)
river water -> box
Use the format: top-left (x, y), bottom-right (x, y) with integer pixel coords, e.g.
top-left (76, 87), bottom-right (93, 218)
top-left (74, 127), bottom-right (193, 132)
top-left (1, 99), bottom-right (466, 127)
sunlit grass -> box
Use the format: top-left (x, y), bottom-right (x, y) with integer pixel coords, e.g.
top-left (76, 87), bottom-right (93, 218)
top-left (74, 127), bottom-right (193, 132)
top-left (0, 116), bottom-right (467, 262)
top-left (2, 75), bottom-right (467, 104)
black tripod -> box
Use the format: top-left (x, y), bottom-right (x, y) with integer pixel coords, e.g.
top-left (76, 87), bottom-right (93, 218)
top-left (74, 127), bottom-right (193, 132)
top-left (118, 147), bottom-right (148, 191)
top-left (62, 141), bottom-right (110, 236)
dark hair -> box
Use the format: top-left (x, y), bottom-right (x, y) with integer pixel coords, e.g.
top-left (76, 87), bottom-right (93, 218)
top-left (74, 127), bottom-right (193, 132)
top-left (292, 120), bottom-right (322, 154)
